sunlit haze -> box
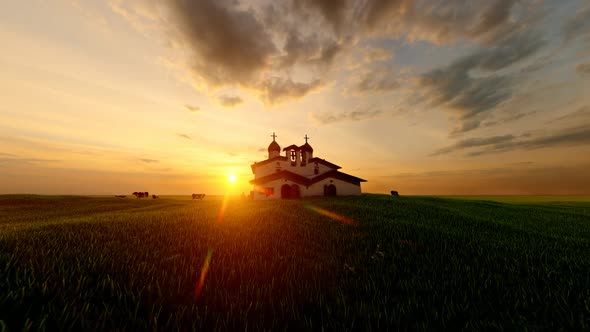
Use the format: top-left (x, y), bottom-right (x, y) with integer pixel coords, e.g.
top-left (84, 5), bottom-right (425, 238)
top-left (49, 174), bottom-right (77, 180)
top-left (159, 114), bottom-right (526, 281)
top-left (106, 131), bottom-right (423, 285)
top-left (1, 0), bottom-right (589, 195)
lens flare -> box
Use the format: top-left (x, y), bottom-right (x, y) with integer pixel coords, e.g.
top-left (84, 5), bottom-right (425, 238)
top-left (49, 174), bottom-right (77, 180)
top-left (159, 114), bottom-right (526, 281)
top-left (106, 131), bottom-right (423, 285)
top-left (304, 204), bottom-right (356, 225)
top-left (194, 248), bottom-right (213, 300)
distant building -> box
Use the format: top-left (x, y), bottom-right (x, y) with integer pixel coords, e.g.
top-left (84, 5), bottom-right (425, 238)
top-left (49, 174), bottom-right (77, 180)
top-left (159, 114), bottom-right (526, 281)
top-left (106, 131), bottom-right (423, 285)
top-left (250, 133), bottom-right (366, 199)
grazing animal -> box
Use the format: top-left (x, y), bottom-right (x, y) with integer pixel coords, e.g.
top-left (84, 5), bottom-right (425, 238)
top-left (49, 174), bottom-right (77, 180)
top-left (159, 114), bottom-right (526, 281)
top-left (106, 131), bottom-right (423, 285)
top-left (390, 190), bottom-right (399, 197)
top-left (132, 192), bottom-right (148, 198)
top-left (192, 194), bottom-right (205, 200)
top-left (152, 195), bottom-right (159, 199)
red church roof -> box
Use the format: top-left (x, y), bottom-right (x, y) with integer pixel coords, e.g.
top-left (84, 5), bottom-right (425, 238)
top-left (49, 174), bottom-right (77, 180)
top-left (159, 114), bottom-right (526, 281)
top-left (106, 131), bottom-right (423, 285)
top-left (282, 144), bottom-right (299, 151)
top-left (250, 156), bottom-right (288, 173)
top-left (250, 170), bottom-right (366, 186)
top-left (309, 157), bottom-right (341, 169)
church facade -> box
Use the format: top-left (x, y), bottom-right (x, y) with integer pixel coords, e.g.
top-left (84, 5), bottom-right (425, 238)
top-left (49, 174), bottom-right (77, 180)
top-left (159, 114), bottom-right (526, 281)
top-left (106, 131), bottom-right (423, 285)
top-left (250, 133), bottom-right (366, 199)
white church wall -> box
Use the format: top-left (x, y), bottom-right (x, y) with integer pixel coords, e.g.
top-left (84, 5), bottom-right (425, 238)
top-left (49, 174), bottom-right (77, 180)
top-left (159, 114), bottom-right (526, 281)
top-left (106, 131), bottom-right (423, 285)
top-left (306, 178), bottom-right (362, 196)
top-left (283, 160), bottom-right (314, 177)
top-left (253, 161), bottom-right (280, 178)
top-left (280, 160), bottom-right (336, 178)
top-left (253, 177), bottom-right (361, 199)
top-left (313, 162), bottom-right (336, 175)
top-left (252, 178), bottom-right (293, 199)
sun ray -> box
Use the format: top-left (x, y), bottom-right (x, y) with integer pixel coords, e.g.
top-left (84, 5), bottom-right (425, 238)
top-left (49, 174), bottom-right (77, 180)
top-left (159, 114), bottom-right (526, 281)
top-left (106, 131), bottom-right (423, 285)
top-left (303, 204), bottom-right (356, 225)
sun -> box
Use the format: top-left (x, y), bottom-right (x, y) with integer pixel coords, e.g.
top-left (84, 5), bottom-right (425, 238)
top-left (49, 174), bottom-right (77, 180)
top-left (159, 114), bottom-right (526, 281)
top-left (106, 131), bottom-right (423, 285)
top-left (228, 175), bottom-right (236, 183)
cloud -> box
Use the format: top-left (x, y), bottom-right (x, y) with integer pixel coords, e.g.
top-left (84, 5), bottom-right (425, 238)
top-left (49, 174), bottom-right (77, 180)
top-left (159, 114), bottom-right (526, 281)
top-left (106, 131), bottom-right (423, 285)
top-left (419, 65), bottom-right (511, 120)
top-left (563, 4), bottom-right (590, 43)
top-left (363, 47), bottom-right (393, 63)
top-left (184, 104), bottom-right (200, 112)
top-left (432, 124), bottom-right (590, 156)
top-left (311, 108), bottom-right (383, 125)
top-left (110, 0), bottom-right (542, 106)
top-left (431, 134), bottom-right (516, 156)
top-left (418, 31), bottom-right (546, 133)
top-left (357, 0), bottom-right (529, 45)
top-left (520, 56), bottom-right (553, 73)
top-left (576, 63), bottom-right (590, 75)
top-left (547, 106), bottom-right (590, 123)
top-left (293, 0), bottom-right (349, 34)
top-left (111, 0), bottom-right (339, 104)
top-left (346, 67), bottom-right (400, 95)
top-left (507, 161), bottom-right (534, 166)
top-left (449, 120), bottom-right (485, 136)
top-left (168, 0), bottom-right (276, 87)
top-left (139, 158), bottom-right (159, 163)
top-left (217, 95), bottom-right (243, 108)
top-left (481, 110), bottom-right (538, 128)
top-left (0, 157), bottom-right (60, 165)
top-left (275, 29), bottom-right (349, 69)
top-left (293, 0), bottom-right (524, 44)
top-left (177, 133), bottom-right (192, 140)
top-left (258, 78), bottom-right (324, 104)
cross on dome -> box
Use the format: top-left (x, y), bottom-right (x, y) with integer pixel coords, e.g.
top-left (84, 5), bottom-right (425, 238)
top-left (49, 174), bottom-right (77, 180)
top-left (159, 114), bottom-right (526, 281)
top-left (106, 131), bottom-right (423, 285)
top-left (271, 132), bottom-right (277, 141)
top-left (304, 134), bottom-right (310, 143)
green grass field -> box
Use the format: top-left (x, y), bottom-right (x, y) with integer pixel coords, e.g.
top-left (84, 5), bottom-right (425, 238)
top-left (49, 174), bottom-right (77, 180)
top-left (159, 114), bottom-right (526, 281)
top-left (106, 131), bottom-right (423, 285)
top-left (1, 194), bottom-right (589, 331)
top-left (437, 195), bottom-right (590, 204)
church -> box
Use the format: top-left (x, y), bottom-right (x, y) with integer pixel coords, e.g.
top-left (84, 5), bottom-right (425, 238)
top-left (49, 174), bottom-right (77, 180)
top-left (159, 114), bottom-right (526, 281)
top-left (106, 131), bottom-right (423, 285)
top-left (250, 133), bottom-right (366, 199)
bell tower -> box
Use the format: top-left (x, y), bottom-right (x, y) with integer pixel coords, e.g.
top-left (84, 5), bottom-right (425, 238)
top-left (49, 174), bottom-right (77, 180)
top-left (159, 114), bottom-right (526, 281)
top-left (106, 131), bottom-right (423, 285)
top-left (300, 134), bottom-right (314, 164)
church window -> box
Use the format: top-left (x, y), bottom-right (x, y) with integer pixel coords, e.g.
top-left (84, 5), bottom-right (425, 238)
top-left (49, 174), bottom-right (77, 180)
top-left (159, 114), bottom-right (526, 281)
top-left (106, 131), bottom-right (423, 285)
top-left (314, 162), bottom-right (319, 175)
top-left (290, 150), bottom-right (297, 165)
top-left (300, 151), bottom-right (306, 166)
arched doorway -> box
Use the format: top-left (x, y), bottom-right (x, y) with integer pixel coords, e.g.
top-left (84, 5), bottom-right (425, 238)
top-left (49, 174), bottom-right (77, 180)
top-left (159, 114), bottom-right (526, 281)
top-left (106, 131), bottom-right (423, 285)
top-left (291, 184), bottom-right (301, 198)
top-left (325, 184), bottom-right (337, 197)
top-left (281, 184), bottom-right (292, 199)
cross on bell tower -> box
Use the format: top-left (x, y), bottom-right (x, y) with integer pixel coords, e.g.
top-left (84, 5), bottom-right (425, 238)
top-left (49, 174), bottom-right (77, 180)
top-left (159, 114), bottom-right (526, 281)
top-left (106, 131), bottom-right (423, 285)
top-left (304, 134), bottom-right (310, 143)
top-left (271, 132), bottom-right (277, 141)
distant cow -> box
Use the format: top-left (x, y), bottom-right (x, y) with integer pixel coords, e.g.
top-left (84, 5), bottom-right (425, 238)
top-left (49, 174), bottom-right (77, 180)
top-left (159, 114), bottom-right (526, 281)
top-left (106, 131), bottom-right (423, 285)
top-left (192, 194), bottom-right (205, 200)
top-left (390, 190), bottom-right (399, 197)
top-left (132, 192), bottom-right (148, 198)
top-left (152, 195), bottom-right (159, 199)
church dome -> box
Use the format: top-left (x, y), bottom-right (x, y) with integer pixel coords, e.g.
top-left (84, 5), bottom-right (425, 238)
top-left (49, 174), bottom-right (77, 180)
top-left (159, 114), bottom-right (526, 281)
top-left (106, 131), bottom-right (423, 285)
top-left (268, 140), bottom-right (281, 152)
top-left (300, 142), bottom-right (313, 152)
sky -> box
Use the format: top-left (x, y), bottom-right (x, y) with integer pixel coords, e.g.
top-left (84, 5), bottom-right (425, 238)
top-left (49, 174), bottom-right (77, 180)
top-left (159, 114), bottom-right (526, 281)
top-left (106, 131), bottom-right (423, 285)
top-left (1, 0), bottom-right (590, 195)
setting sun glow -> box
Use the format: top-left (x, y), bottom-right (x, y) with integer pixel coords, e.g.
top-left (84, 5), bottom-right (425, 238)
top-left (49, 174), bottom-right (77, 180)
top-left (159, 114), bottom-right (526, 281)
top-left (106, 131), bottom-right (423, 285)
top-left (228, 175), bottom-right (236, 183)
